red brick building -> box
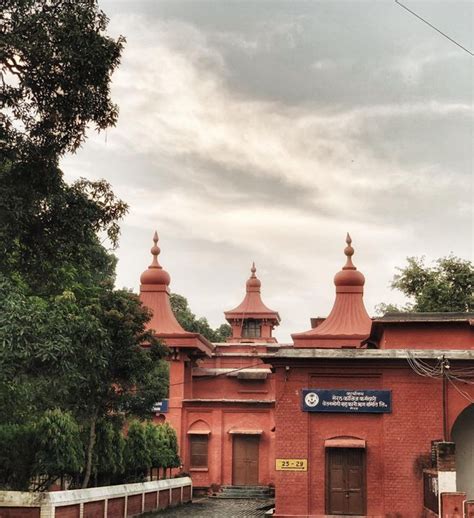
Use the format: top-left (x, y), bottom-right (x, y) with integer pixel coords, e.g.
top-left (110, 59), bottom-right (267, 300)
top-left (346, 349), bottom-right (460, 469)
top-left (139, 232), bottom-right (278, 489)
top-left (139, 232), bottom-right (474, 516)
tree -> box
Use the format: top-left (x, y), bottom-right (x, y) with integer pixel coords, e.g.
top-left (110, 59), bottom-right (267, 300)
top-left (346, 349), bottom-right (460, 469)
top-left (32, 410), bottom-right (84, 491)
top-left (0, 1), bottom-right (170, 491)
top-left (1, 0), bottom-right (127, 295)
top-left (124, 420), bottom-right (151, 482)
top-left (170, 293), bottom-right (231, 342)
top-left (0, 275), bottom-right (169, 489)
top-left (92, 419), bottom-right (125, 486)
top-left (0, 423), bottom-right (36, 490)
top-left (2, 0), bottom-right (125, 159)
top-left (377, 255), bottom-right (473, 314)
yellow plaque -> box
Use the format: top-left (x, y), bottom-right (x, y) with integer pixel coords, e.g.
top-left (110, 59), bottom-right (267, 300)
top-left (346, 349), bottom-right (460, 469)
top-left (275, 459), bottom-right (307, 471)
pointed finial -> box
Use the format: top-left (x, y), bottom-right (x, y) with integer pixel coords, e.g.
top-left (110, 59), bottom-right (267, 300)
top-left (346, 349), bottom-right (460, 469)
top-left (140, 230), bottom-right (171, 286)
top-left (251, 262), bottom-right (257, 278)
top-left (150, 230), bottom-right (162, 268)
top-left (343, 232), bottom-right (355, 270)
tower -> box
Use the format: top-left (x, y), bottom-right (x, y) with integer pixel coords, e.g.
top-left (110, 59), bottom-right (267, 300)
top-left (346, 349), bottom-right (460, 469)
top-left (224, 263), bottom-right (280, 343)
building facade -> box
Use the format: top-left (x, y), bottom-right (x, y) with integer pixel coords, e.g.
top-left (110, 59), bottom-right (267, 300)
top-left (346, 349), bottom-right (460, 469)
top-left (138, 232), bottom-right (474, 516)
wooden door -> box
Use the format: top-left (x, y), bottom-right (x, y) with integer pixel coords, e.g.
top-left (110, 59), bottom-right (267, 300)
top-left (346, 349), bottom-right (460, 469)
top-left (327, 448), bottom-right (365, 515)
top-left (232, 435), bottom-right (259, 485)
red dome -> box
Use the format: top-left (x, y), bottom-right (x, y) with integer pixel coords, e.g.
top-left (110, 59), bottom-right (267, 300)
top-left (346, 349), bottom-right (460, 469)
top-left (334, 268), bottom-right (365, 287)
top-left (140, 267), bottom-right (170, 286)
top-left (140, 231), bottom-right (171, 286)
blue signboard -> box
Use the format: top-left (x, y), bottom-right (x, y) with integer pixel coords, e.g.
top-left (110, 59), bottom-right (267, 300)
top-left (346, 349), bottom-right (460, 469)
top-left (302, 389), bottom-right (391, 413)
top-left (152, 399), bottom-right (169, 413)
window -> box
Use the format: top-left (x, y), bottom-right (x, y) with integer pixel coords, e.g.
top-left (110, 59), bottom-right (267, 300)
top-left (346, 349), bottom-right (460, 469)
top-left (190, 434), bottom-right (208, 468)
top-left (242, 319), bottom-right (261, 338)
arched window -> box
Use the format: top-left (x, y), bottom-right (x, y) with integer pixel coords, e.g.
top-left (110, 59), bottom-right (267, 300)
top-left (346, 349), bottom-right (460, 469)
top-left (188, 420), bottom-right (211, 469)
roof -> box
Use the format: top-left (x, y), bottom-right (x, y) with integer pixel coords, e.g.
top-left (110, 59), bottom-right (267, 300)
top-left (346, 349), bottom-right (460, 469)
top-left (139, 232), bottom-right (213, 357)
top-left (292, 234), bottom-right (371, 348)
top-left (262, 348), bottom-right (474, 361)
top-left (374, 312), bottom-right (474, 323)
top-left (225, 263), bottom-right (280, 321)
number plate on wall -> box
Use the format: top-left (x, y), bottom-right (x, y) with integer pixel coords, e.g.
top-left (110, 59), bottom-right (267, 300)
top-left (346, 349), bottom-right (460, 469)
top-left (275, 459), bottom-right (308, 471)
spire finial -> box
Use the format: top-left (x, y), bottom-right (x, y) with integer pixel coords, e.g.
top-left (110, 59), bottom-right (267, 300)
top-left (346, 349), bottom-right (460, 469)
top-left (251, 262), bottom-right (257, 278)
top-left (150, 230), bottom-right (162, 268)
top-left (343, 232), bottom-right (355, 270)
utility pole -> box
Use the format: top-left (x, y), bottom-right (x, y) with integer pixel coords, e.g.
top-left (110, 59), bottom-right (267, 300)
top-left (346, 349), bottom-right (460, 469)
top-left (441, 356), bottom-right (450, 441)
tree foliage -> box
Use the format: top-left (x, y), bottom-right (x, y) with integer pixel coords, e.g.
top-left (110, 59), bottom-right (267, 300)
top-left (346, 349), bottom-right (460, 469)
top-left (124, 421), bottom-right (180, 483)
top-left (33, 410), bottom-right (84, 490)
top-left (170, 293), bottom-right (231, 342)
top-left (377, 255), bottom-right (473, 314)
top-left (0, 0), bottom-right (173, 491)
top-left (2, 0), bottom-right (125, 159)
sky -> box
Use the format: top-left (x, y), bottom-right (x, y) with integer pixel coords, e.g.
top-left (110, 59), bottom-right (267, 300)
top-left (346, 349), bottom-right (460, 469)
top-left (61, 0), bottom-right (473, 343)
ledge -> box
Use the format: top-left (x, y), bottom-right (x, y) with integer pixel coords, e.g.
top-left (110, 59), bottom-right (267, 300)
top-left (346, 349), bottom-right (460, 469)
top-left (262, 349), bottom-right (474, 361)
top-left (183, 398), bottom-right (275, 404)
top-left (0, 477), bottom-right (192, 507)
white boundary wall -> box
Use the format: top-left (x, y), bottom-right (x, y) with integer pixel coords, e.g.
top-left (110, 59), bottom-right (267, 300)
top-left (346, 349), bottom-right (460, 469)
top-left (0, 477), bottom-right (192, 518)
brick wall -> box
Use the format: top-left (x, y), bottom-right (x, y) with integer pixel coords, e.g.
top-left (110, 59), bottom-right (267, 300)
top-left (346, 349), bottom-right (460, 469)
top-left (159, 490), bottom-right (170, 509)
top-left (107, 497), bottom-right (125, 517)
top-left (0, 478), bottom-right (192, 518)
top-left (144, 491), bottom-right (157, 512)
top-left (83, 500), bottom-right (105, 518)
top-left (0, 509), bottom-right (40, 518)
top-left (183, 485), bottom-right (192, 502)
top-left (171, 487), bottom-right (181, 506)
top-left (126, 494), bottom-right (142, 516)
top-left (273, 361), bottom-right (450, 517)
top-left (55, 504), bottom-right (80, 518)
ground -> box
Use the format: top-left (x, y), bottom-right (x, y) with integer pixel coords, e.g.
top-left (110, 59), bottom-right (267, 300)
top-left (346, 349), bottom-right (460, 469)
top-left (150, 497), bottom-right (274, 517)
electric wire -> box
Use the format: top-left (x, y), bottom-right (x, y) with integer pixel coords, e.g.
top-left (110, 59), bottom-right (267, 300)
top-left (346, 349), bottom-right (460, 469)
top-left (395, 0), bottom-right (473, 56)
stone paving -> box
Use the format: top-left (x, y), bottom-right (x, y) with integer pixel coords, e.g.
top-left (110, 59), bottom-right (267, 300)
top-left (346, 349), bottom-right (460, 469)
top-left (150, 497), bottom-right (275, 517)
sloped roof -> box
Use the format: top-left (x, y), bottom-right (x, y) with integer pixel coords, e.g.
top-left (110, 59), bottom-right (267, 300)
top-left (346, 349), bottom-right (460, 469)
top-left (225, 263), bottom-right (280, 321)
top-left (292, 234), bottom-right (371, 348)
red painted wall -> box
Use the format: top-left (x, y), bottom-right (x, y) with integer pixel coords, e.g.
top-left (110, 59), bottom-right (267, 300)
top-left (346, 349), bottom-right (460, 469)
top-left (273, 360), bottom-right (474, 518)
top-left (379, 323), bottom-right (473, 349)
top-left (183, 405), bottom-right (275, 487)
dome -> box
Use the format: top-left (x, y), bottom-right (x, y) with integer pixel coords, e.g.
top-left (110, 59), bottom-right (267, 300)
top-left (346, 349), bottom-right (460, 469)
top-left (140, 231), bottom-right (171, 286)
top-left (334, 268), bottom-right (365, 287)
top-left (333, 233), bottom-right (365, 287)
top-left (140, 267), bottom-right (170, 286)
top-left (246, 263), bottom-right (261, 290)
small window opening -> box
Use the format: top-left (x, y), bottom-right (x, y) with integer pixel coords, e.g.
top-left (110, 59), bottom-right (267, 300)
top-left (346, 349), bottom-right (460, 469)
top-left (242, 319), bottom-right (261, 338)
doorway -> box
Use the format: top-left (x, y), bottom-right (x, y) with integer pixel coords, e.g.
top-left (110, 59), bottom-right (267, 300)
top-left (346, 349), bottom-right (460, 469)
top-left (232, 435), bottom-right (259, 485)
top-left (452, 404), bottom-right (474, 499)
top-left (326, 447), bottom-right (366, 515)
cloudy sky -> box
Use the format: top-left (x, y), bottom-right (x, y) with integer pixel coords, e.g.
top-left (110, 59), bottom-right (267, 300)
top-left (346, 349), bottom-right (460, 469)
top-left (62, 0), bottom-right (473, 342)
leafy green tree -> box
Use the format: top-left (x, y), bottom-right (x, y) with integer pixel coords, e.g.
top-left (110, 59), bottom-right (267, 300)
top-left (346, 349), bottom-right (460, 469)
top-left (0, 423), bottom-right (36, 490)
top-left (159, 422), bottom-right (181, 478)
top-left (92, 419), bottom-right (125, 486)
top-left (2, 0), bottom-right (125, 159)
top-left (124, 420), bottom-right (151, 482)
top-left (170, 293), bottom-right (231, 342)
top-left (0, 0), bottom-right (173, 492)
top-left (32, 410), bottom-right (84, 491)
top-left (377, 255), bottom-right (473, 314)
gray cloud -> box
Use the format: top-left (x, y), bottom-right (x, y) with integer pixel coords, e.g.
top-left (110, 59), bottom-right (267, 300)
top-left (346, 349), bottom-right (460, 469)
top-left (61, 1), bottom-right (473, 341)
